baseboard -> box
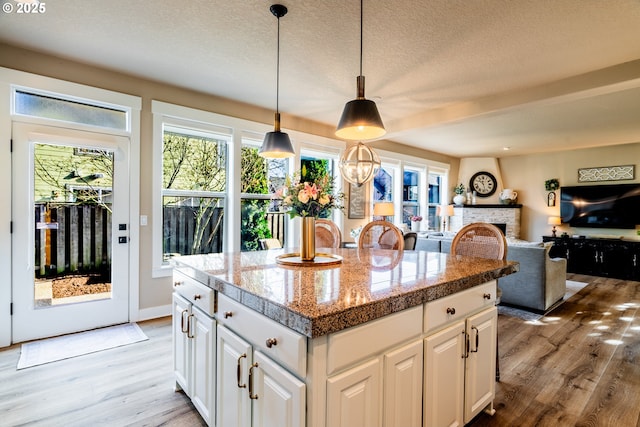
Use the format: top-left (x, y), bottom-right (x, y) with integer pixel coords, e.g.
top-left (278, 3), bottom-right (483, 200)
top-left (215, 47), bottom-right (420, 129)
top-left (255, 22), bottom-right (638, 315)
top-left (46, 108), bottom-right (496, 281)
top-left (138, 304), bottom-right (171, 321)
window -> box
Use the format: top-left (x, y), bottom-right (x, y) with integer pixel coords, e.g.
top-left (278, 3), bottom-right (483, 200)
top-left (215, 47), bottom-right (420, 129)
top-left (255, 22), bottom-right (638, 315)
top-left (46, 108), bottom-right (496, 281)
top-left (161, 125), bottom-right (227, 261)
top-left (402, 167), bottom-right (423, 226)
top-left (14, 90), bottom-right (128, 131)
top-left (240, 141), bottom-right (288, 251)
top-left (428, 172), bottom-right (444, 230)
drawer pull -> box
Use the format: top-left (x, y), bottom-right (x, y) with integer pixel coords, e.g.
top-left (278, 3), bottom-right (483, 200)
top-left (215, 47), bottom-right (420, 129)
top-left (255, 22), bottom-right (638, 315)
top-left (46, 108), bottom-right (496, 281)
top-left (237, 353), bottom-right (247, 389)
top-left (248, 362), bottom-right (259, 400)
top-left (224, 311), bottom-right (233, 319)
top-left (266, 338), bottom-right (278, 348)
top-left (174, 281), bottom-right (184, 286)
top-left (446, 307), bottom-right (456, 315)
top-left (193, 294), bottom-right (201, 300)
top-left (483, 293), bottom-right (491, 300)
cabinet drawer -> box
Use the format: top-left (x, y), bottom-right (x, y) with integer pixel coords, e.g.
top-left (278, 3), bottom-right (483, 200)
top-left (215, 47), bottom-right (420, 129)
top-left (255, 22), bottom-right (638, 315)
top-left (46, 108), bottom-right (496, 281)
top-left (173, 271), bottom-right (215, 317)
top-left (217, 294), bottom-right (306, 378)
top-left (327, 305), bottom-right (423, 375)
top-left (424, 281), bottom-right (496, 334)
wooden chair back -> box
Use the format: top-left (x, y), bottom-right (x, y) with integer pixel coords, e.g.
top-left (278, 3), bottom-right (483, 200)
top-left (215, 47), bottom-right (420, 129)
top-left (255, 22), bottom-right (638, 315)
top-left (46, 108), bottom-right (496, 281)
top-left (358, 220), bottom-right (405, 251)
top-left (315, 219), bottom-right (342, 248)
top-left (451, 222), bottom-right (507, 260)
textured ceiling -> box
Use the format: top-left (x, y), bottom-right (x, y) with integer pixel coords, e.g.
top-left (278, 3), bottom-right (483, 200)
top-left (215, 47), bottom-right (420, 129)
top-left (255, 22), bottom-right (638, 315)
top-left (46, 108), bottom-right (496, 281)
top-left (1, 0), bottom-right (640, 157)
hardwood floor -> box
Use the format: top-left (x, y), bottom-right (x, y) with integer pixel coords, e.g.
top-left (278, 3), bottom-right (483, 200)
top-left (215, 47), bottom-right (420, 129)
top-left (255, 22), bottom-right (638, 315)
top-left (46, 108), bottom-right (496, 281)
top-left (470, 274), bottom-right (640, 427)
top-left (0, 274), bottom-right (638, 426)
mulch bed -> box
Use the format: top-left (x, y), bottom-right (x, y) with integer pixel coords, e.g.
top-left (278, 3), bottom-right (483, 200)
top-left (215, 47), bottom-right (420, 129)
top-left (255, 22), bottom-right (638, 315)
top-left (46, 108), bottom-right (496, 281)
top-left (51, 275), bottom-right (111, 298)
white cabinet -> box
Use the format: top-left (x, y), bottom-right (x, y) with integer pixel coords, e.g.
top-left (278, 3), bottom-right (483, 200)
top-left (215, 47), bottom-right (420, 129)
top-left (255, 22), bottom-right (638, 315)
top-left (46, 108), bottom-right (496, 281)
top-left (172, 272), bottom-right (216, 427)
top-left (423, 281), bottom-right (497, 427)
top-left (217, 295), bottom-right (306, 427)
top-left (325, 306), bottom-right (424, 427)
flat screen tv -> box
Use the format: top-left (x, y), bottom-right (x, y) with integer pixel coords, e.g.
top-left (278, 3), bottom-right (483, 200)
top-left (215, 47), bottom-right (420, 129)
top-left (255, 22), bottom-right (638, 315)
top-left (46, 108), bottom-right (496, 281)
top-left (560, 183), bottom-right (640, 229)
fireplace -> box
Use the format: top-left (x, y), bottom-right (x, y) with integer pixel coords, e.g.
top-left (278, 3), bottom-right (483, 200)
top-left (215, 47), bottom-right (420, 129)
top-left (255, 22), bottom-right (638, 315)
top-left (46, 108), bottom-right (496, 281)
top-left (450, 205), bottom-right (521, 239)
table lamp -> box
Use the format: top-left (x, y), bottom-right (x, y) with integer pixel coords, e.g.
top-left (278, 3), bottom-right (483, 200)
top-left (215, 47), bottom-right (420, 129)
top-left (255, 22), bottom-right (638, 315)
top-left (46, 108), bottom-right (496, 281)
top-left (373, 202), bottom-right (394, 222)
top-left (548, 216), bottom-right (561, 237)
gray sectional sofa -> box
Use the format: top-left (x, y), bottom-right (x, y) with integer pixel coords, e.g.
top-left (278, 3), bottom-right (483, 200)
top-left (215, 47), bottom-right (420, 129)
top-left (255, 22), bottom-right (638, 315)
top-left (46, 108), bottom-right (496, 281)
top-left (415, 234), bottom-right (567, 312)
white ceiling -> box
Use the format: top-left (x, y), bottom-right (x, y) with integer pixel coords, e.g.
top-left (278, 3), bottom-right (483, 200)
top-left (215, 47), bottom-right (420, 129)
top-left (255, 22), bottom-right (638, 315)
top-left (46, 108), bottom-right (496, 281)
top-left (1, 0), bottom-right (640, 158)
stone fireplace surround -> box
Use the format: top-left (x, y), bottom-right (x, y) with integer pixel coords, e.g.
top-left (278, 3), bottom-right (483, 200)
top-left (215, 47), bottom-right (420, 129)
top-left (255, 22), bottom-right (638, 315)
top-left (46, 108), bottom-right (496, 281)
top-left (450, 204), bottom-right (522, 239)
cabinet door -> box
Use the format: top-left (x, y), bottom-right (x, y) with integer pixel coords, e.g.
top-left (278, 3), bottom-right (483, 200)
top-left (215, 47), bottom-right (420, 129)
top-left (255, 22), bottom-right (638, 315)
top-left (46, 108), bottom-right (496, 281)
top-left (383, 340), bottom-right (423, 427)
top-left (172, 293), bottom-right (191, 395)
top-left (217, 325), bottom-right (252, 427)
top-left (191, 306), bottom-right (216, 426)
top-left (464, 307), bottom-right (497, 423)
top-left (252, 350), bottom-right (306, 427)
top-left (327, 357), bottom-right (381, 427)
top-left (424, 321), bottom-right (465, 427)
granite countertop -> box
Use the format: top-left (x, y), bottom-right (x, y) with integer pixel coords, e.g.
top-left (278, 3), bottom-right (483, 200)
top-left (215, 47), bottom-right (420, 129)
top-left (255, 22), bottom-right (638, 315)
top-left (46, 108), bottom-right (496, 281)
top-left (172, 248), bottom-right (519, 338)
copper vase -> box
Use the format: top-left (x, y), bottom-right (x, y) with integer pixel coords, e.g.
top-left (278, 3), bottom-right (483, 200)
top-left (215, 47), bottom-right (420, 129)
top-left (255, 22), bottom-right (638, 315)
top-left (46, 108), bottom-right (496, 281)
top-left (300, 216), bottom-right (316, 261)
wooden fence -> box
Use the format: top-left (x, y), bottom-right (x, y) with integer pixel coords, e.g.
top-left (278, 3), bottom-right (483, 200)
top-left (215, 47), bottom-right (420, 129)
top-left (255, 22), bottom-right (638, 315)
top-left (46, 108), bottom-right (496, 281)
top-left (35, 204), bottom-right (111, 278)
top-left (35, 204), bottom-right (285, 278)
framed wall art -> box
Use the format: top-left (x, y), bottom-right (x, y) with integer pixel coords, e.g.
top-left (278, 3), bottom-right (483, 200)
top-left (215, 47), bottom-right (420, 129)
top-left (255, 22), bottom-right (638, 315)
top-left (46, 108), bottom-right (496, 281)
top-left (348, 183), bottom-right (366, 219)
top-left (578, 165), bottom-right (635, 182)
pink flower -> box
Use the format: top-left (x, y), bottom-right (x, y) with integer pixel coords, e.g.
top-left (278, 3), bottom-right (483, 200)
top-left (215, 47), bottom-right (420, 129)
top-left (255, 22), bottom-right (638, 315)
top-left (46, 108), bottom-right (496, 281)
top-left (298, 189), bottom-right (310, 204)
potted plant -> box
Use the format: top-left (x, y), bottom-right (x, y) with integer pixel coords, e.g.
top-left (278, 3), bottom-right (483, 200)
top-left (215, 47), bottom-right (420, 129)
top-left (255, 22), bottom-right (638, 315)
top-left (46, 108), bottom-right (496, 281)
top-left (453, 183), bottom-right (466, 206)
top-left (410, 215), bottom-right (423, 232)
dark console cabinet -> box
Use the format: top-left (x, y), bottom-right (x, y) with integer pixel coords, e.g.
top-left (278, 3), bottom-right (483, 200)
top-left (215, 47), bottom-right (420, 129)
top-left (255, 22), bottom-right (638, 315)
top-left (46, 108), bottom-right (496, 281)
top-left (543, 236), bottom-right (640, 280)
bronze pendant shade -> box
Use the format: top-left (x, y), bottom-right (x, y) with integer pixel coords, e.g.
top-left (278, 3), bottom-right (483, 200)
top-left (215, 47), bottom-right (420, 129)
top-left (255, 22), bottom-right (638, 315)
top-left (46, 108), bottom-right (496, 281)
top-left (259, 4), bottom-right (295, 159)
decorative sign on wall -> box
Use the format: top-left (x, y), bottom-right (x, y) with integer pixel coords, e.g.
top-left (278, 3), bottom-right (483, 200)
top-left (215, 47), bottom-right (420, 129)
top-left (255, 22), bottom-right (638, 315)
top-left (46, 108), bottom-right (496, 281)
top-left (348, 184), bottom-right (366, 219)
top-left (578, 165), bottom-right (635, 182)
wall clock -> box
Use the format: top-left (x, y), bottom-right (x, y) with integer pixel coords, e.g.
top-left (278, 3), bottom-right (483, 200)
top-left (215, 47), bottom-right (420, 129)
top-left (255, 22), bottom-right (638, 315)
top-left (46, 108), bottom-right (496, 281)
top-left (469, 171), bottom-right (497, 197)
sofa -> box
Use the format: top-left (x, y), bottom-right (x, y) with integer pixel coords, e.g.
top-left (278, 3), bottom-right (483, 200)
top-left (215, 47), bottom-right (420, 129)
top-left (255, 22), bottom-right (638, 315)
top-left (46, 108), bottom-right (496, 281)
top-left (415, 234), bottom-right (567, 312)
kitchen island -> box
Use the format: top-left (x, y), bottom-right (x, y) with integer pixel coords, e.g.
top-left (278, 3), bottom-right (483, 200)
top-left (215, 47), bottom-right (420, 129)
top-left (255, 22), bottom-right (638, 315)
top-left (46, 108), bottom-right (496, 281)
top-left (171, 247), bottom-right (518, 427)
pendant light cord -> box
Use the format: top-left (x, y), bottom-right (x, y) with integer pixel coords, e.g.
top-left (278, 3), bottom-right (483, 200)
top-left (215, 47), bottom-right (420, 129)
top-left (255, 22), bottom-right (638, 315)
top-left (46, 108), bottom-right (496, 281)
top-left (359, 0), bottom-right (363, 77)
top-left (276, 14), bottom-right (281, 114)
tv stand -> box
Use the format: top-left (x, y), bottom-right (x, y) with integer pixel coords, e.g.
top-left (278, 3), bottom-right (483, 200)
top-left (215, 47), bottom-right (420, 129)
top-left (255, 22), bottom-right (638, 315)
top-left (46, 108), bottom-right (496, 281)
top-left (543, 236), bottom-right (640, 280)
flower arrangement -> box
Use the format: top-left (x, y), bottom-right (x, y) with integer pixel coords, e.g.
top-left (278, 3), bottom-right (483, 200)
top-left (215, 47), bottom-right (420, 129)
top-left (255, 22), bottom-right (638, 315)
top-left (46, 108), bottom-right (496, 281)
top-left (410, 215), bottom-right (423, 222)
top-left (545, 178), bottom-right (560, 191)
top-left (454, 183), bottom-right (465, 195)
top-left (275, 166), bottom-right (344, 219)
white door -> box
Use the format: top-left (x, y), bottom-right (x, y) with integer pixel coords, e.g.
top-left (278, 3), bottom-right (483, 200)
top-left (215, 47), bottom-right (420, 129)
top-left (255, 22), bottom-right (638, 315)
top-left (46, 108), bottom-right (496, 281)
top-left (11, 122), bottom-right (130, 342)
top-left (252, 350), bottom-right (306, 427)
top-left (217, 324), bottom-right (252, 427)
top-left (424, 321), bottom-right (466, 427)
top-left (464, 307), bottom-right (497, 423)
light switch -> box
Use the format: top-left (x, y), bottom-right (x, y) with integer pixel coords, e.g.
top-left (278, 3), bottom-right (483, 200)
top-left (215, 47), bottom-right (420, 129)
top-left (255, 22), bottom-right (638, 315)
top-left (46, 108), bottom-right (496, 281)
top-left (140, 215), bottom-right (148, 226)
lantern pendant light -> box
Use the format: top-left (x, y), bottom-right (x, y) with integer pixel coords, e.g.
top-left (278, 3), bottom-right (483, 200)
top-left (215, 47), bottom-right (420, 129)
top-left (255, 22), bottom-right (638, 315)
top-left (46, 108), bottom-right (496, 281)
top-left (335, 0), bottom-right (386, 141)
top-left (259, 4), bottom-right (295, 159)
top-left (339, 141), bottom-right (381, 187)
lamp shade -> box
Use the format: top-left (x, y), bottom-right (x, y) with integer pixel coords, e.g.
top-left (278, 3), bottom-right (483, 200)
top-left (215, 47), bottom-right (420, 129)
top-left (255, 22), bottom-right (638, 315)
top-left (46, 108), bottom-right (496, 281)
top-left (548, 216), bottom-right (562, 225)
top-left (373, 202), bottom-right (394, 216)
top-left (259, 114), bottom-right (295, 158)
top-left (336, 77), bottom-right (386, 141)
top-left (339, 141), bottom-right (381, 186)
top-left (444, 205), bottom-right (455, 217)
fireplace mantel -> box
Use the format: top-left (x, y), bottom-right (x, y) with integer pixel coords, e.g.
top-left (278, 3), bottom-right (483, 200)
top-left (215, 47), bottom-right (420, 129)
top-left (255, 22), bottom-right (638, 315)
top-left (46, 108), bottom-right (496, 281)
top-left (450, 205), bottom-right (522, 238)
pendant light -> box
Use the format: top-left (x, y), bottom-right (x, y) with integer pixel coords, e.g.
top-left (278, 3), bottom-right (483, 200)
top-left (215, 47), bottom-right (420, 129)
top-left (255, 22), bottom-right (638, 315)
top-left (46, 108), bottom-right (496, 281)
top-left (335, 0), bottom-right (386, 141)
top-left (339, 141), bottom-right (381, 187)
top-left (259, 4), bottom-right (295, 159)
